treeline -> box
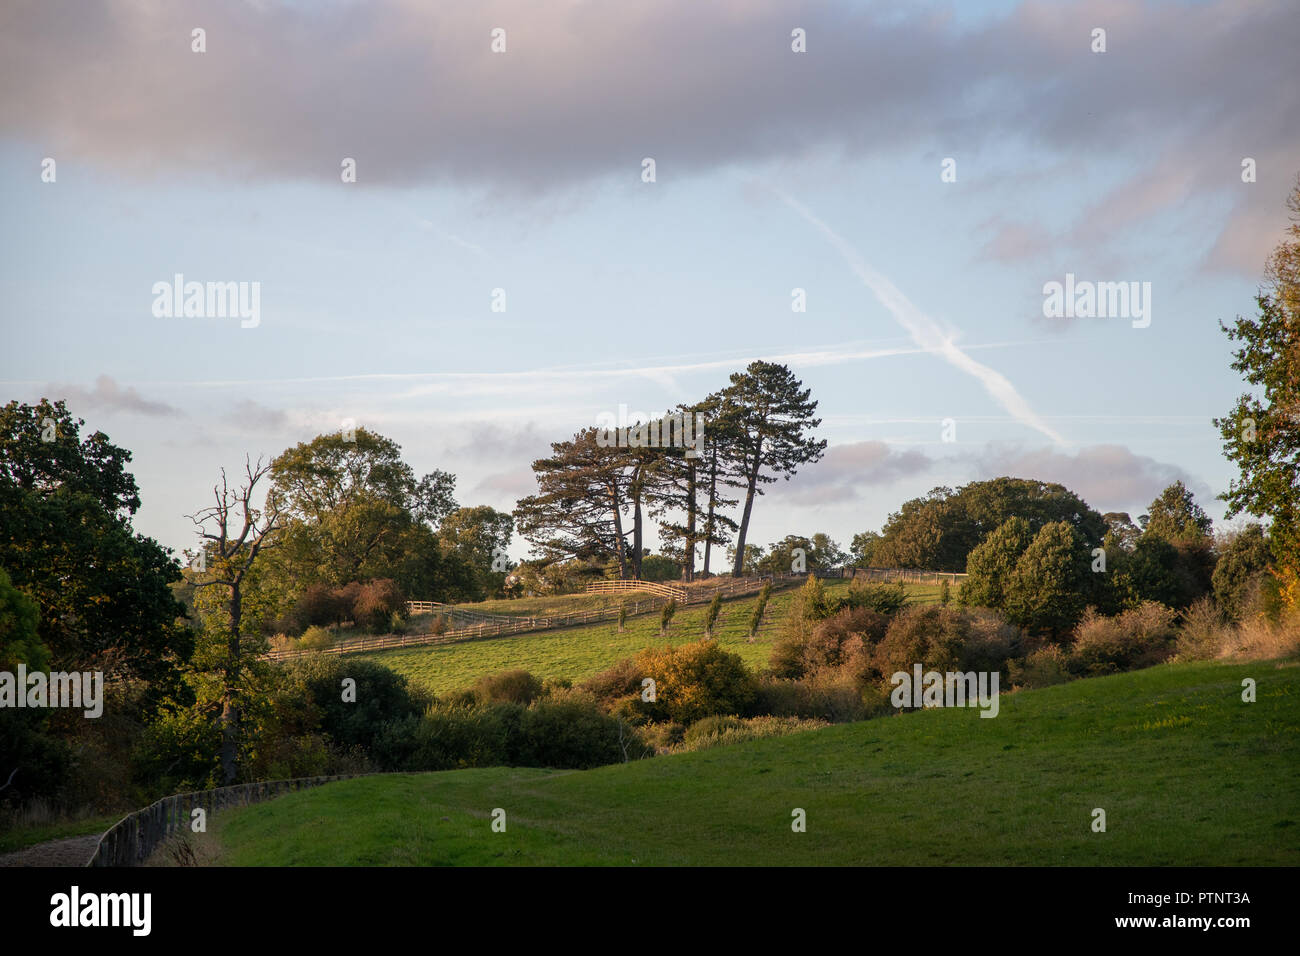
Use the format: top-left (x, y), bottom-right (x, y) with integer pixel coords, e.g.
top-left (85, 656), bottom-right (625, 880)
top-left (514, 359), bottom-right (825, 583)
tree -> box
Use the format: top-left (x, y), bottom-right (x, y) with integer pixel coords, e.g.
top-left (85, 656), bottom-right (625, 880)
top-left (1101, 512), bottom-right (1142, 552)
top-left (1214, 173), bottom-right (1300, 610)
top-left (187, 457), bottom-right (284, 784)
top-left (960, 516), bottom-right (1033, 609)
top-left (1211, 524), bottom-right (1273, 620)
top-left (515, 428), bottom-right (636, 577)
top-left (720, 362), bottom-right (827, 577)
top-left (1140, 481), bottom-right (1213, 543)
top-left (438, 505), bottom-right (514, 599)
top-left (0, 400), bottom-right (190, 699)
top-left (874, 478), bottom-right (1107, 573)
top-left (1004, 522), bottom-right (1091, 637)
top-left (850, 530), bottom-right (882, 567)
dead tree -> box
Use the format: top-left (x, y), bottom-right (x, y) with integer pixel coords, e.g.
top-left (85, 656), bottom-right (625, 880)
top-left (186, 456), bottom-right (283, 786)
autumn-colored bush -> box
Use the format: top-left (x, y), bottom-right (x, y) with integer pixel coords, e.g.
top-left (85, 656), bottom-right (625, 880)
top-left (636, 639), bottom-right (756, 724)
top-left (1069, 602), bottom-right (1179, 675)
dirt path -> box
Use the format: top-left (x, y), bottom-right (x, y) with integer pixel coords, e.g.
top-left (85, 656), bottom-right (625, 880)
top-left (0, 833), bottom-right (101, 867)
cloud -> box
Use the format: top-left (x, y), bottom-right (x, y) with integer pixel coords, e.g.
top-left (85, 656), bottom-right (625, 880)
top-left (222, 399), bottom-right (289, 431)
top-left (965, 442), bottom-right (1211, 516)
top-left (779, 440), bottom-right (933, 506)
top-left (49, 374), bottom-right (180, 417)
top-left (1, 0), bottom-right (1293, 272)
top-left (472, 467), bottom-right (536, 501)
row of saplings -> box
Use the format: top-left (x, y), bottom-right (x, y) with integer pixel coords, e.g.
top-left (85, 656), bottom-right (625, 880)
top-left (213, 578), bottom-right (1224, 781)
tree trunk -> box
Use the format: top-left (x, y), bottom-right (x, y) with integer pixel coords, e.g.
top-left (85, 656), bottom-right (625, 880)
top-left (220, 585), bottom-right (242, 786)
top-left (684, 460), bottom-right (697, 582)
top-left (703, 458), bottom-right (718, 577)
top-left (731, 441), bottom-right (762, 577)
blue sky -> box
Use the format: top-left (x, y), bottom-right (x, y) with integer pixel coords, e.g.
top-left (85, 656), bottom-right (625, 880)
top-left (1, 0), bottom-right (1296, 563)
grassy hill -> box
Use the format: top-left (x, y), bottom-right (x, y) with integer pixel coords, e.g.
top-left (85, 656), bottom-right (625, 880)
top-left (198, 657), bottom-right (1300, 866)
top-left (356, 581), bottom-right (941, 696)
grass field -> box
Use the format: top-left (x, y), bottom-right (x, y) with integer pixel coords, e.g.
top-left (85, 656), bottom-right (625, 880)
top-left (200, 657), bottom-right (1300, 865)
top-left (0, 813), bottom-right (120, 854)
top-left (359, 580), bottom-right (943, 696)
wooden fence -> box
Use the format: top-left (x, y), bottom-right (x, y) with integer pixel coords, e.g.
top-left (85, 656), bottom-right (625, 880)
top-left (86, 774), bottom-right (360, 867)
top-left (268, 574), bottom-right (805, 662)
top-left (585, 579), bottom-right (687, 600)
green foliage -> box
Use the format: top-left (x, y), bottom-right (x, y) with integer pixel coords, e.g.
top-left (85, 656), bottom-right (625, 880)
top-left (659, 598), bottom-right (678, 635)
top-left (747, 582), bottom-right (772, 637)
top-left (1214, 180), bottom-right (1300, 609)
top-left (704, 593), bottom-right (723, 636)
top-left (873, 605), bottom-right (1021, 679)
top-left (839, 580), bottom-right (908, 615)
top-left (939, 579), bottom-right (951, 605)
top-left (284, 657), bottom-right (424, 754)
top-left (849, 530), bottom-right (881, 566)
top-left (639, 554), bottom-right (682, 582)
top-left (960, 516), bottom-right (1033, 608)
top-left (1212, 524), bottom-right (1273, 620)
top-left (472, 668), bottom-right (544, 706)
top-left (873, 477), bottom-right (1107, 573)
top-left (0, 565), bottom-right (48, 672)
top-left (1007, 645), bottom-right (1073, 690)
top-left (0, 400), bottom-right (190, 706)
top-left (1141, 481), bottom-right (1213, 543)
top-left (617, 601), bottom-right (628, 632)
top-left (1004, 521), bottom-right (1091, 636)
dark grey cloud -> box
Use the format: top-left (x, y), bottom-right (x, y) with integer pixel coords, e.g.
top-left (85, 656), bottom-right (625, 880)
top-left (1, 1), bottom-right (1295, 271)
top-left (49, 374), bottom-right (180, 417)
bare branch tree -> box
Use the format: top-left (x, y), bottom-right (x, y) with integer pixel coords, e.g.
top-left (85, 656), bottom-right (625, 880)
top-left (184, 455), bottom-right (284, 785)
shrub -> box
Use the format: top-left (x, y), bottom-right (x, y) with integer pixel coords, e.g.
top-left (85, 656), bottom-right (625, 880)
top-left (752, 673), bottom-right (868, 723)
top-left (513, 689), bottom-right (649, 768)
top-left (430, 613), bottom-right (448, 636)
top-left (1007, 645), bottom-right (1073, 690)
top-left (1069, 602), bottom-right (1179, 675)
top-left (957, 608), bottom-right (1023, 675)
top-left (1212, 524), bottom-right (1273, 621)
top-left (671, 715), bottom-right (829, 753)
top-left (748, 583), bottom-right (772, 638)
top-left (283, 657), bottom-right (425, 753)
top-left (873, 605), bottom-right (970, 677)
top-left (1174, 598), bottom-right (1227, 661)
top-left (293, 584), bottom-right (349, 629)
top-left (298, 625), bottom-right (335, 651)
top-left (939, 579), bottom-right (951, 606)
top-left (660, 599), bottom-right (678, 636)
top-left (784, 606), bottom-right (891, 683)
top-left (636, 639), bottom-right (756, 724)
top-left (473, 668), bottom-right (544, 706)
top-left (579, 657), bottom-right (644, 707)
top-left (352, 578), bottom-right (406, 632)
top-left (704, 593), bottom-right (723, 637)
top-left (839, 581), bottom-right (908, 615)
top-left (618, 601), bottom-right (628, 632)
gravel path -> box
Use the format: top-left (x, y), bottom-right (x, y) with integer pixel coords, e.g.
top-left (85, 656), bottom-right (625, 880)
top-left (0, 833), bottom-right (101, 867)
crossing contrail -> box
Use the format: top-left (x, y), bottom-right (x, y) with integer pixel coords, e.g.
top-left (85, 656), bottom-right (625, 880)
top-left (771, 186), bottom-right (1067, 446)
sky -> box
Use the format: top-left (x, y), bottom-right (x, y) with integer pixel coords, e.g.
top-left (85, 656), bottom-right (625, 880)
top-left (1, 0), bottom-right (1297, 565)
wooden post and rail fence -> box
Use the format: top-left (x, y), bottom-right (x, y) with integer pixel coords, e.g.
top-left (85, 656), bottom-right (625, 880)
top-left (265, 566), bottom-right (965, 663)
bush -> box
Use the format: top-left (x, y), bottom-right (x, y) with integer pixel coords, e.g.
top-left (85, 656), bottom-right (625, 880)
top-left (752, 673), bottom-right (870, 723)
top-left (748, 583), bottom-right (772, 638)
top-left (1069, 602), bottom-right (1179, 675)
top-left (579, 657), bottom-right (644, 707)
top-left (704, 593), bottom-right (723, 637)
top-left (352, 578), bottom-right (406, 632)
top-left (839, 580), bottom-right (908, 615)
top-left (873, 606), bottom-right (970, 677)
top-left (298, 625), bottom-right (335, 650)
top-left (472, 668), bottom-right (544, 706)
top-left (636, 639), bottom-right (756, 724)
top-left (292, 584), bottom-right (349, 630)
top-left (671, 715), bottom-right (829, 753)
top-left (1007, 645), bottom-right (1073, 690)
top-left (771, 605), bottom-right (890, 682)
top-left (283, 657), bottom-right (425, 753)
top-left (513, 689), bottom-right (649, 768)
top-left (659, 599), bottom-right (678, 636)
top-left (1174, 598), bottom-right (1227, 661)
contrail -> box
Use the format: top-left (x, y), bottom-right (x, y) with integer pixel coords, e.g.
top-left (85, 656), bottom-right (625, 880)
top-left (770, 186), bottom-right (1067, 446)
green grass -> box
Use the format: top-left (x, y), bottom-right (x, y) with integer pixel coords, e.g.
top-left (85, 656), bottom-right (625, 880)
top-left (0, 813), bottom-right (119, 854)
top-left (356, 579), bottom-right (864, 695)
top-left (206, 657), bottom-right (1300, 865)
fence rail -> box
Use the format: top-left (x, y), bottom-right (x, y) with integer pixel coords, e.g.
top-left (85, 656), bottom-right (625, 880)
top-left (86, 773), bottom-right (360, 867)
top-left (268, 568), bottom-right (961, 663)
